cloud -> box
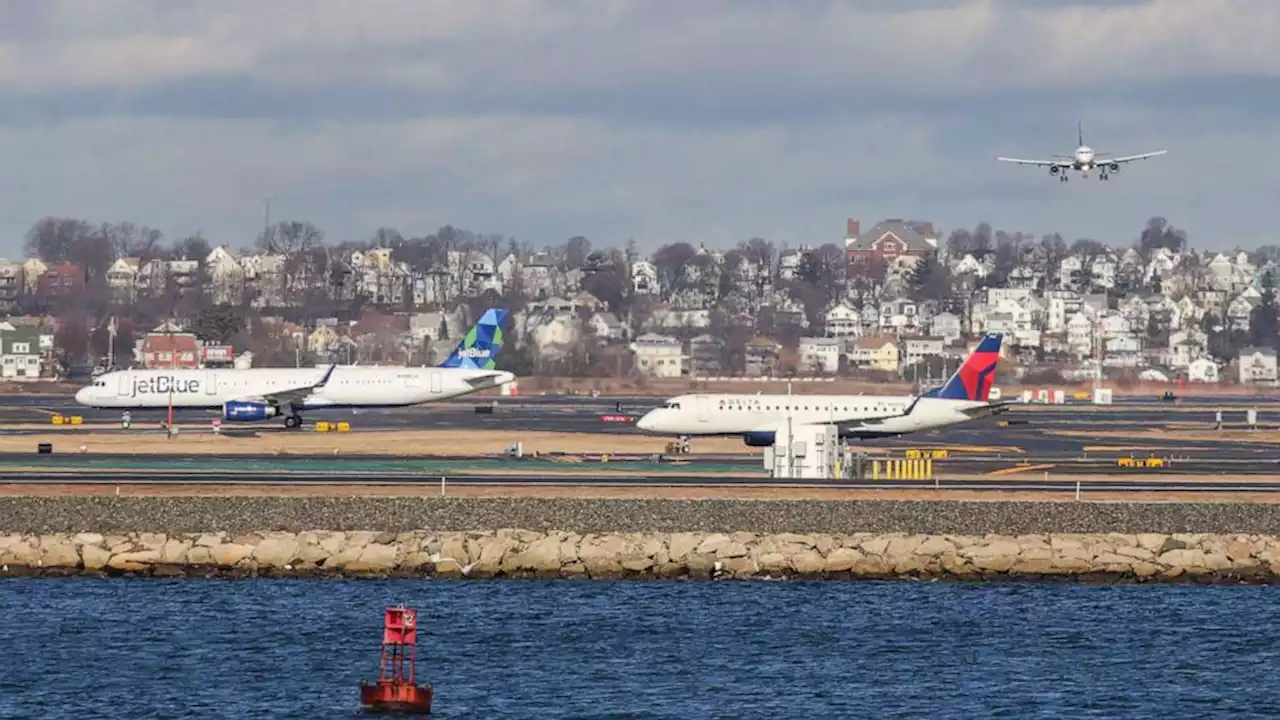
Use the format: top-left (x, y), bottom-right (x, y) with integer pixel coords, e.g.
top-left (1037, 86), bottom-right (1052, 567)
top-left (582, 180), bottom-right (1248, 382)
top-left (0, 0), bottom-right (1275, 254)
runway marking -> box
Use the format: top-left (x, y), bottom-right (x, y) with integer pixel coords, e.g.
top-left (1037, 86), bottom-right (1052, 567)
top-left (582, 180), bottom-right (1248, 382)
top-left (985, 463), bottom-right (1056, 477)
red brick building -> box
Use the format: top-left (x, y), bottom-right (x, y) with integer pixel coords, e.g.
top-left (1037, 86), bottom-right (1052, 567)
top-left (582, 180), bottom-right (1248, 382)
top-left (36, 262), bottom-right (85, 298)
top-left (141, 331), bottom-right (199, 369)
top-left (844, 219), bottom-right (938, 264)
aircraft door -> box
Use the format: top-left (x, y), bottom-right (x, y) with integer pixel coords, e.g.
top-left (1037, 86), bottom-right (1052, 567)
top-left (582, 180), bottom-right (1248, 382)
top-left (204, 371), bottom-right (218, 395)
top-left (116, 374), bottom-right (130, 397)
top-left (429, 370), bottom-right (442, 394)
top-left (695, 396), bottom-right (710, 422)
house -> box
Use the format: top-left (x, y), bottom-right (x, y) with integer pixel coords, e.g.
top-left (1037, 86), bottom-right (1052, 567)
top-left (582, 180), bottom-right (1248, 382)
top-left (1187, 357), bottom-right (1220, 383)
top-left (588, 312), bottom-right (627, 342)
top-left (688, 334), bottom-right (725, 376)
top-left (140, 323), bottom-right (200, 369)
top-left (845, 218), bottom-right (937, 265)
top-left (929, 312), bottom-right (963, 343)
top-left (630, 333), bottom-right (683, 378)
top-left (901, 337), bottom-right (946, 369)
top-left (0, 325), bottom-right (42, 378)
top-left (106, 258), bottom-right (140, 299)
top-left (823, 303), bottom-right (861, 338)
top-left (1238, 347), bottom-right (1278, 384)
top-left (205, 246), bottom-right (244, 305)
top-left (798, 337), bottom-right (841, 375)
top-left (744, 337), bottom-right (781, 377)
top-left (849, 335), bottom-right (899, 373)
top-left (36, 262), bottom-right (84, 298)
top-left (0, 260), bottom-right (22, 305)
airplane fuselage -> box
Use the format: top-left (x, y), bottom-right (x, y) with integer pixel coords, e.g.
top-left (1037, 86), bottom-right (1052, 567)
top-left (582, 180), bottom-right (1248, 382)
top-left (75, 365), bottom-right (514, 410)
top-left (635, 393), bottom-right (993, 441)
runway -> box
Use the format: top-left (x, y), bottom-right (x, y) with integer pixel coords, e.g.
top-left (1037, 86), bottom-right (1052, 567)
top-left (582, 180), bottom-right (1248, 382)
top-left (3, 469), bottom-right (1280, 494)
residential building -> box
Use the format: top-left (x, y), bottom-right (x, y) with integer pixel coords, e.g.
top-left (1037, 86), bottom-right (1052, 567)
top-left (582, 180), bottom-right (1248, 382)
top-left (823, 303), bottom-right (861, 338)
top-left (630, 333), bottom-right (683, 378)
top-left (798, 337), bottom-right (841, 375)
top-left (0, 325), bottom-right (42, 378)
top-left (36, 262), bottom-right (84, 298)
top-left (688, 334), bottom-right (725, 376)
top-left (849, 335), bottom-right (899, 373)
top-left (845, 218), bottom-right (938, 264)
top-left (140, 322), bottom-right (199, 369)
top-left (744, 338), bottom-right (780, 377)
top-left (1238, 347), bottom-right (1279, 384)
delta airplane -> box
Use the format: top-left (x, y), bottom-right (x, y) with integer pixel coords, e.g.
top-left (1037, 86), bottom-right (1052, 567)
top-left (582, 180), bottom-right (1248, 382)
top-left (74, 308), bottom-right (514, 429)
top-left (997, 122), bottom-right (1167, 182)
top-left (635, 333), bottom-right (1012, 446)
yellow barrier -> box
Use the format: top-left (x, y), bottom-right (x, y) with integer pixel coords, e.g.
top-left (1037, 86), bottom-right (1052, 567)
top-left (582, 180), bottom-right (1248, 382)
top-left (315, 421), bottom-right (330, 432)
top-left (70, 415), bottom-right (83, 425)
top-left (905, 449), bottom-right (922, 459)
top-left (51, 414), bottom-right (63, 425)
top-left (905, 449), bottom-right (949, 459)
top-left (337, 421), bottom-right (351, 432)
top-left (873, 458), bottom-right (936, 480)
top-left (1117, 456), bottom-right (1167, 468)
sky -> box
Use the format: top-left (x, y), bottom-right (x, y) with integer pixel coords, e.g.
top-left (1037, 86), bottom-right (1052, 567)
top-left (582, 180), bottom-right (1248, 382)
top-left (0, 0), bottom-right (1278, 257)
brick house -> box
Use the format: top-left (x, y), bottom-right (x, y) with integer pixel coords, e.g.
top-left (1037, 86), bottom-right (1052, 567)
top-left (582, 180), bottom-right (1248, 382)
top-left (844, 219), bottom-right (938, 264)
top-left (36, 262), bottom-right (85, 298)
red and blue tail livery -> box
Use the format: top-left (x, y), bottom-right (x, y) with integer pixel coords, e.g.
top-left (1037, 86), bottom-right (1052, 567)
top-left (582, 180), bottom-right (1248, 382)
top-left (922, 333), bottom-right (1003, 402)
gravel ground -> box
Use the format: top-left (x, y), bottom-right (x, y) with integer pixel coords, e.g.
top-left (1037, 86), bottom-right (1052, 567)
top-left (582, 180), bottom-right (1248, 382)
top-left (5, 496), bottom-right (1280, 535)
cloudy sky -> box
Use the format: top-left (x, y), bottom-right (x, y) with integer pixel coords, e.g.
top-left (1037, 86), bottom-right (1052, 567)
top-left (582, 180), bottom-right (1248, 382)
top-left (0, 0), bottom-right (1277, 256)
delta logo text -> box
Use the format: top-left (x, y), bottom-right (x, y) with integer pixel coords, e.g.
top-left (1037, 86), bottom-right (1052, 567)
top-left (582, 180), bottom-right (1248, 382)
top-left (132, 376), bottom-right (201, 397)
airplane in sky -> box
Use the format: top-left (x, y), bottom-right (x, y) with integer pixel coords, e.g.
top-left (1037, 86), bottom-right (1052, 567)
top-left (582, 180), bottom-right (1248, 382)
top-left (74, 308), bottom-right (514, 429)
top-left (997, 123), bottom-right (1167, 182)
top-left (634, 333), bottom-right (1012, 446)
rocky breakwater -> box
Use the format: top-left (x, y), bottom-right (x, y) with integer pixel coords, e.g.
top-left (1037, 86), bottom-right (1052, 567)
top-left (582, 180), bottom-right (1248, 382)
top-left (4, 530), bottom-right (1280, 582)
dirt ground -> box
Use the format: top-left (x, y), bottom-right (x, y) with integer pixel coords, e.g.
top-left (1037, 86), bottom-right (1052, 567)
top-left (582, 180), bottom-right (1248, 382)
top-left (4, 482), bottom-right (1279, 504)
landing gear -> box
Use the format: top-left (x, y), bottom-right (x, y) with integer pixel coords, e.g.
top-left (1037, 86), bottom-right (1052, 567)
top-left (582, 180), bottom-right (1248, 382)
top-left (284, 414), bottom-right (303, 429)
top-left (1099, 172), bottom-right (1109, 181)
top-left (1058, 174), bottom-right (1068, 183)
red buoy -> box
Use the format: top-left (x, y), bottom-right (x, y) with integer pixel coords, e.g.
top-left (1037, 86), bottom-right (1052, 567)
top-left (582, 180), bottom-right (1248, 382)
top-left (359, 606), bottom-right (433, 714)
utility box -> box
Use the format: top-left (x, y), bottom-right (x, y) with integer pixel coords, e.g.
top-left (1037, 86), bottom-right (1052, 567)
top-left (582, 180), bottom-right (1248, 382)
top-left (1093, 388), bottom-right (1113, 405)
top-left (766, 424), bottom-right (838, 479)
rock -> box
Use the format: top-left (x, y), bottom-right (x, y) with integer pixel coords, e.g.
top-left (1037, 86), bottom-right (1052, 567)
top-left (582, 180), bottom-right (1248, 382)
top-left (108, 550), bottom-right (161, 572)
top-left (1114, 545), bottom-right (1154, 561)
top-left (1226, 541), bottom-right (1255, 562)
top-left (319, 533), bottom-right (348, 556)
top-left (860, 537), bottom-right (890, 556)
top-left (346, 544), bottom-right (398, 573)
top-left (40, 537), bottom-right (80, 568)
top-left (758, 552), bottom-right (790, 573)
top-left (853, 554), bottom-right (890, 576)
top-left (209, 543), bottom-right (255, 567)
top-left (1202, 553), bottom-right (1232, 572)
top-left (823, 548), bottom-right (863, 572)
top-left (439, 537), bottom-right (470, 565)
top-left (716, 542), bottom-right (749, 560)
top-left (667, 533), bottom-right (700, 562)
top-left (1136, 534), bottom-right (1167, 552)
top-left (1158, 537), bottom-right (1188, 554)
top-left (72, 533), bottom-right (105, 546)
top-left (915, 536), bottom-right (955, 556)
top-left (400, 551), bottom-right (434, 571)
top-left (791, 551), bottom-right (825, 575)
top-left (1158, 548), bottom-right (1206, 569)
top-left (695, 534), bottom-right (732, 556)
top-left (473, 538), bottom-right (517, 574)
top-left (160, 539), bottom-right (190, 565)
top-left (620, 557), bottom-right (654, 573)
top-left (187, 546), bottom-right (214, 565)
top-left (505, 535), bottom-right (561, 573)
top-left (729, 532), bottom-right (757, 546)
top-left (82, 545), bottom-right (111, 571)
top-left (137, 533), bottom-right (167, 550)
top-left (775, 533), bottom-right (816, 548)
top-left (194, 533), bottom-right (224, 548)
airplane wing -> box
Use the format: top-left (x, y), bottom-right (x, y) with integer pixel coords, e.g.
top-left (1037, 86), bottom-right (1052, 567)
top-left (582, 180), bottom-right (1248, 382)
top-left (1100, 150), bottom-right (1168, 164)
top-left (996, 156), bottom-right (1074, 167)
top-left (230, 363), bottom-right (338, 408)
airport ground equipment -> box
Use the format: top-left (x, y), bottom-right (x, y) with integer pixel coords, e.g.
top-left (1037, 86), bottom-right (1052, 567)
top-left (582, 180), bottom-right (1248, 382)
top-left (765, 423), bottom-right (838, 479)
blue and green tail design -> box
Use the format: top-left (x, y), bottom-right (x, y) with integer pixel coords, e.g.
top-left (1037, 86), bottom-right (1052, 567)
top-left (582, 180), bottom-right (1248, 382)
top-left (440, 308), bottom-right (507, 369)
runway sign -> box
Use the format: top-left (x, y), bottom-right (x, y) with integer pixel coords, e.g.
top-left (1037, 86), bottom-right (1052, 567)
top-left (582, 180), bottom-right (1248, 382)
top-left (600, 415), bottom-right (635, 423)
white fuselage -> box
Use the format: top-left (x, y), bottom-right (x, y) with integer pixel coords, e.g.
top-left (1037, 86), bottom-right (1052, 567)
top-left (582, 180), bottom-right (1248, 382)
top-left (74, 366), bottom-right (515, 410)
top-left (635, 393), bottom-right (989, 439)
top-left (1073, 145), bottom-right (1096, 169)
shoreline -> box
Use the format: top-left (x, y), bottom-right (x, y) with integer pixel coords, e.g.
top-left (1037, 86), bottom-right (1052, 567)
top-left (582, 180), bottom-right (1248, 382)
top-left (3, 529), bottom-right (1277, 583)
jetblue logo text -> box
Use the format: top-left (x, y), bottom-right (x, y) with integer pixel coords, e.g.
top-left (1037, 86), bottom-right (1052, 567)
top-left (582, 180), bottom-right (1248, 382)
top-left (132, 376), bottom-right (201, 397)
top-left (456, 347), bottom-right (491, 358)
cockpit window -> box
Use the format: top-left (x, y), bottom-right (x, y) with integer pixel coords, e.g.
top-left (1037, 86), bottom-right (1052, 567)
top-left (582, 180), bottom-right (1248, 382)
top-left (664, 401), bottom-right (681, 410)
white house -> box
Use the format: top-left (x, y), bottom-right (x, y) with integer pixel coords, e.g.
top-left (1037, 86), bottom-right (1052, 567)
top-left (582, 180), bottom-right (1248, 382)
top-left (1238, 347), bottom-right (1278, 384)
top-left (1187, 358), bottom-right (1220, 383)
top-left (823, 303), bottom-right (861, 338)
top-left (631, 333), bottom-right (683, 378)
top-left (798, 337), bottom-right (841, 374)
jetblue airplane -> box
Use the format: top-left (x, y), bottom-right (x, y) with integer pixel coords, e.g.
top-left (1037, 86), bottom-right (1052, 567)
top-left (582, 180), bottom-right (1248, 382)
top-left (74, 308), bottom-right (514, 429)
top-left (635, 333), bottom-right (1013, 446)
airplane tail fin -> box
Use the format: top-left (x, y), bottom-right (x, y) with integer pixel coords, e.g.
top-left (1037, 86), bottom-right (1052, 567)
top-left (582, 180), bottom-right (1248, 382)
top-left (922, 333), bottom-right (1003, 402)
top-left (439, 308), bottom-right (508, 369)
top-left (1078, 121), bottom-right (1084, 147)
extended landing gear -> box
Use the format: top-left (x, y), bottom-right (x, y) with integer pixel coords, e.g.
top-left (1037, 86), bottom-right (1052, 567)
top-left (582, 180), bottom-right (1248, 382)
top-left (1058, 174), bottom-right (1068, 183)
top-left (1099, 172), bottom-right (1109, 181)
top-left (284, 414), bottom-right (303, 429)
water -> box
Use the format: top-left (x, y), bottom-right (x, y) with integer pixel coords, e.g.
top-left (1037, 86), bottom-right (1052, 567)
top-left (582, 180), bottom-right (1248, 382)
top-left (2, 579), bottom-right (1279, 719)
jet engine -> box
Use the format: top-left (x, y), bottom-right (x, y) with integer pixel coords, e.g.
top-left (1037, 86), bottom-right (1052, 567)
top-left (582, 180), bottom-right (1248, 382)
top-left (223, 401), bottom-right (279, 421)
top-left (1109, 163), bottom-right (1120, 172)
top-left (1049, 166), bottom-right (1060, 175)
top-left (743, 431), bottom-right (776, 447)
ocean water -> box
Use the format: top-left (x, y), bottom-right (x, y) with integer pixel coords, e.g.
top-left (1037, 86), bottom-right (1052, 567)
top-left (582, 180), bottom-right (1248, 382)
top-left (1, 579), bottom-right (1279, 719)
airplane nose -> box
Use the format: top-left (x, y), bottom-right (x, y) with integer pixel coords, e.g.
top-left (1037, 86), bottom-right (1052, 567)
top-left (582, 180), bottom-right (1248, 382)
top-left (636, 412), bottom-right (654, 432)
top-left (74, 387), bottom-right (89, 404)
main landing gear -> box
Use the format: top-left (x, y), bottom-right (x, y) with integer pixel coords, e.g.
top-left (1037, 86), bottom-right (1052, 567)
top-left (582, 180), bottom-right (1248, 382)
top-left (284, 414), bottom-right (304, 429)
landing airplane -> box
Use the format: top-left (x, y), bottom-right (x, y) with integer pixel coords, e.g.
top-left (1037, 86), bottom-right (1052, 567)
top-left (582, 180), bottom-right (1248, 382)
top-left (74, 308), bottom-right (514, 429)
top-left (635, 333), bottom-right (1013, 446)
top-left (997, 122), bottom-right (1167, 182)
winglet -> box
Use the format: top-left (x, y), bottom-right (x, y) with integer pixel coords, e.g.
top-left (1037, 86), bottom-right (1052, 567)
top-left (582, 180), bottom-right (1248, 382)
top-left (316, 362), bottom-right (338, 388)
top-left (922, 334), bottom-right (1003, 401)
top-left (440, 308), bottom-right (508, 369)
